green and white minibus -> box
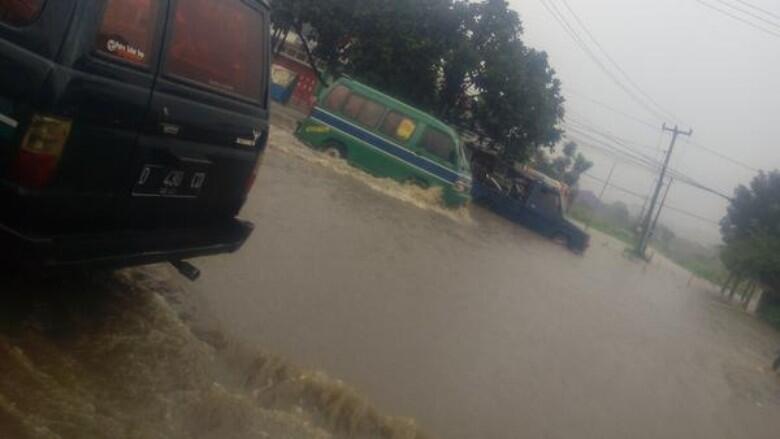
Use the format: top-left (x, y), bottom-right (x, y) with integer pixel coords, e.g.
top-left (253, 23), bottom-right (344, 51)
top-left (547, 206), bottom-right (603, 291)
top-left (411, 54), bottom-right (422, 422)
top-left (295, 78), bottom-right (472, 207)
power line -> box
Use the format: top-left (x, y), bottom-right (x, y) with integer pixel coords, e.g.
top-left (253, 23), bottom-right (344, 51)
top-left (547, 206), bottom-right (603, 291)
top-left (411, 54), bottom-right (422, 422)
top-left (684, 138), bottom-right (760, 172)
top-left (734, 0), bottom-right (780, 20)
top-left (566, 118), bottom-right (659, 154)
top-left (564, 90), bottom-right (761, 172)
top-left (564, 88), bottom-right (660, 131)
top-left (694, 0), bottom-right (780, 38)
top-left (566, 132), bottom-right (661, 170)
top-left (581, 174), bottom-right (721, 226)
top-left (581, 173), bottom-right (646, 199)
top-left (568, 115), bottom-right (760, 173)
top-left (567, 129), bottom-right (735, 201)
top-left (712, 0), bottom-right (780, 29)
top-left (538, 0), bottom-right (672, 122)
top-left (563, 113), bottom-right (736, 198)
top-left (558, 0), bottom-right (680, 122)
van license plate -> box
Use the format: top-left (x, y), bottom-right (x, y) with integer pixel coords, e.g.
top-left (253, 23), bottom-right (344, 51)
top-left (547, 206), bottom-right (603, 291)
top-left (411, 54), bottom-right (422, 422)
top-left (132, 164), bottom-right (207, 198)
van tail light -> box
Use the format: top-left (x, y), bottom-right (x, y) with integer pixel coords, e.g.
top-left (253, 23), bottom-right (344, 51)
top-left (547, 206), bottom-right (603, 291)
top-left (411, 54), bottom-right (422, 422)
top-left (11, 114), bottom-right (72, 189)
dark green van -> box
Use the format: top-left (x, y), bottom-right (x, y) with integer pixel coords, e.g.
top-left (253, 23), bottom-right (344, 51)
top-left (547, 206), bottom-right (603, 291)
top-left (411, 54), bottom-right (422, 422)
top-left (0, 0), bottom-right (271, 271)
top-left (295, 78), bottom-right (472, 207)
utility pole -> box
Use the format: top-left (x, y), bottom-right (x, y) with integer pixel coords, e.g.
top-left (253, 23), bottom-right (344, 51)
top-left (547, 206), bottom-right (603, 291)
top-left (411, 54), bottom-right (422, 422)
top-left (636, 125), bottom-right (692, 257)
top-left (635, 177), bottom-right (656, 232)
top-left (585, 160), bottom-right (617, 232)
top-left (649, 177), bottom-right (674, 240)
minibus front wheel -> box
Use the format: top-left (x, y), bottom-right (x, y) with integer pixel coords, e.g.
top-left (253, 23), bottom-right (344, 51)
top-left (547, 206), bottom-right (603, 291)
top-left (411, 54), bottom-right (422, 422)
top-left (323, 141), bottom-right (347, 160)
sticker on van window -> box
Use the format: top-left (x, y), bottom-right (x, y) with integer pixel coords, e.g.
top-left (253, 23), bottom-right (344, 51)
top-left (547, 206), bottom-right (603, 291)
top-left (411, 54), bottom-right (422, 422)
top-left (396, 119), bottom-right (416, 141)
top-left (106, 39), bottom-right (146, 64)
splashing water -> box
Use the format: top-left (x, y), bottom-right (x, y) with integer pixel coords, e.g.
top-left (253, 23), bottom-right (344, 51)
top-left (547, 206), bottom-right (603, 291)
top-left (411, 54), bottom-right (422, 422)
top-left (0, 268), bottom-right (432, 439)
top-left (268, 127), bottom-right (472, 226)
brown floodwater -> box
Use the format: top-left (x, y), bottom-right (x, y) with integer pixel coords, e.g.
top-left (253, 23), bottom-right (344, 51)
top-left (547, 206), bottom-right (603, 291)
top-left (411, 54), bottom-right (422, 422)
top-left (1, 122), bottom-right (779, 439)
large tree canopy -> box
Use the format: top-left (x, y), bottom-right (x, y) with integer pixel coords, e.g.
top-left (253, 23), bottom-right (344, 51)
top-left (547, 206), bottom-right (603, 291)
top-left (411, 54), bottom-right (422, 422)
top-left (271, 0), bottom-right (565, 163)
top-left (720, 171), bottom-right (780, 292)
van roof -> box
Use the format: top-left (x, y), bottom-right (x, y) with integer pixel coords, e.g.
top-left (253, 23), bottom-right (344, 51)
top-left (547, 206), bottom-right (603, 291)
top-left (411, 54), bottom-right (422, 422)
top-left (334, 78), bottom-right (458, 139)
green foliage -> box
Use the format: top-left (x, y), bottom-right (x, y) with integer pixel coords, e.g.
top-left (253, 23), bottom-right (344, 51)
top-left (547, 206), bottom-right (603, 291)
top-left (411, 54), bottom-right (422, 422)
top-left (720, 171), bottom-right (780, 294)
top-left (271, 0), bottom-right (565, 164)
top-left (758, 298), bottom-right (780, 330)
top-left (532, 141), bottom-right (593, 186)
top-left (570, 202), bottom-right (728, 286)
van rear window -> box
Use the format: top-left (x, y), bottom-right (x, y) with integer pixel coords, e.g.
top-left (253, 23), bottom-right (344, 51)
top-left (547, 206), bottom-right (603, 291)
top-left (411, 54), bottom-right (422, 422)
top-left (166, 0), bottom-right (266, 100)
top-left (0, 0), bottom-right (45, 26)
top-left (96, 0), bottom-right (160, 66)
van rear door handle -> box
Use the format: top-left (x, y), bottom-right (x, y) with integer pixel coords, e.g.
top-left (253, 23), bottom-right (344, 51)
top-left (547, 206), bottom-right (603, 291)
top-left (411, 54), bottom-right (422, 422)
top-left (160, 122), bottom-right (180, 135)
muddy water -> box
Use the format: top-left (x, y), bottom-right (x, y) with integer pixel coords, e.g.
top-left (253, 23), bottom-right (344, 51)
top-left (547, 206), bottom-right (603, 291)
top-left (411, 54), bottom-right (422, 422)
top-left (0, 268), bottom-right (431, 439)
top-left (1, 122), bottom-right (779, 439)
top-left (188, 125), bottom-right (780, 439)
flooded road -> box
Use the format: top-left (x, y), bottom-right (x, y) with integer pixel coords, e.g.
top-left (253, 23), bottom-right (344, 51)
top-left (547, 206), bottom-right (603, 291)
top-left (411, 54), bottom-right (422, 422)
top-left (186, 125), bottom-right (780, 439)
top-left (2, 121), bottom-right (779, 439)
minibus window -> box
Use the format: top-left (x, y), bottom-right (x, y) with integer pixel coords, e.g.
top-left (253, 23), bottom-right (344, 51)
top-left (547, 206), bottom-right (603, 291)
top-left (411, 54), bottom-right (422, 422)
top-left (96, 0), bottom-right (160, 66)
top-left (356, 99), bottom-right (386, 128)
top-left (0, 0), bottom-right (45, 26)
top-left (167, 0), bottom-right (265, 100)
top-left (381, 111), bottom-right (416, 142)
top-left (420, 128), bottom-right (456, 163)
top-left (342, 94), bottom-right (367, 121)
top-left (323, 86), bottom-right (350, 112)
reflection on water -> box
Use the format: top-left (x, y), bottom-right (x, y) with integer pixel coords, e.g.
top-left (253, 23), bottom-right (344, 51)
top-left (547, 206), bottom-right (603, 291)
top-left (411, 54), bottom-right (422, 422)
top-left (0, 268), bottom-right (430, 439)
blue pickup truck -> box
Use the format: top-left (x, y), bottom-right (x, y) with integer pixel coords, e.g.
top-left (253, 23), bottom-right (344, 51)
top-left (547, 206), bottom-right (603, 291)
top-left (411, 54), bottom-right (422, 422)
top-left (473, 167), bottom-right (590, 254)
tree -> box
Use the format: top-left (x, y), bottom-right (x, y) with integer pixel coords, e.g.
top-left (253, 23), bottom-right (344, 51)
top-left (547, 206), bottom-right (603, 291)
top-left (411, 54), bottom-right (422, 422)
top-left (720, 171), bottom-right (780, 296)
top-left (271, 0), bottom-right (565, 166)
top-left (531, 141), bottom-right (593, 187)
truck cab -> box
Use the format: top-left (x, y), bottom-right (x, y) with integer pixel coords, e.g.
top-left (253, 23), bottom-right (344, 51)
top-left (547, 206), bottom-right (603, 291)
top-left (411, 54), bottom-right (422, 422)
top-left (473, 166), bottom-right (590, 253)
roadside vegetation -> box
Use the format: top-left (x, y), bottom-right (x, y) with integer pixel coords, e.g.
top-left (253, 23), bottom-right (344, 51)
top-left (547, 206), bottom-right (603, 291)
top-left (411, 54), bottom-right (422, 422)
top-left (719, 171), bottom-right (780, 328)
top-left (569, 196), bottom-right (728, 287)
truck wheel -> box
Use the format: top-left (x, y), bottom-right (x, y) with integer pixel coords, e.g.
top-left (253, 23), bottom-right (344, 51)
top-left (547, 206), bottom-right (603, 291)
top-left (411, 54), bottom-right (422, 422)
top-left (553, 233), bottom-right (569, 248)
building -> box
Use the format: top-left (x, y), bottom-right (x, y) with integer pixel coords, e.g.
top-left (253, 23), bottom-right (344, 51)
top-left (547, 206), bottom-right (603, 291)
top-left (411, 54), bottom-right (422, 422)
top-left (271, 32), bottom-right (319, 112)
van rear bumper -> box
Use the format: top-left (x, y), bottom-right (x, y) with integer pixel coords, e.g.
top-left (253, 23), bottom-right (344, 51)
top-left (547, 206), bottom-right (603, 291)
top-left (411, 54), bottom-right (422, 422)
top-left (0, 219), bottom-right (254, 268)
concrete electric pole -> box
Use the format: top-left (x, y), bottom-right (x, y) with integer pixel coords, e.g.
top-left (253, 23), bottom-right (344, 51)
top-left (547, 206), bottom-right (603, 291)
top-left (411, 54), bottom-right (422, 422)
top-left (649, 177), bottom-right (674, 240)
top-left (636, 125), bottom-right (692, 257)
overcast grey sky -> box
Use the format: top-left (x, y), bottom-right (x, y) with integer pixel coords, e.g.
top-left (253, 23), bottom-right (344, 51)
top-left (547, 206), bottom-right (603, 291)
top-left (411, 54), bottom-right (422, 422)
top-left (508, 0), bottom-right (780, 244)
